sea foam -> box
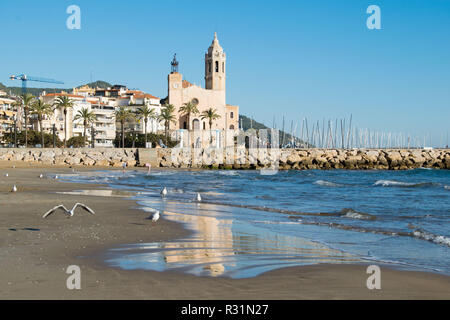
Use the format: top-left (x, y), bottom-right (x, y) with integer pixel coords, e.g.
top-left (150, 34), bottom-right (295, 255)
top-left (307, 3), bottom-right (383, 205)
top-left (374, 180), bottom-right (436, 188)
top-left (374, 180), bottom-right (414, 187)
top-left (413, 230), bottom-right (450, 247)
top-left (314, 180), bottom-right (342, 187)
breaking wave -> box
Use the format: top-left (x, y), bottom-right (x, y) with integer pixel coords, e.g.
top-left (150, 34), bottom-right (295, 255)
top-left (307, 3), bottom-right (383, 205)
top-left (313, 180), bottom-right (342, 187)
top-left (374, 180), bottom-right (437, 188)
top-left (218, 171), bottom-right (239, 176)
top-left (412, 230), bottom-right (450, 247)
top-left (339, 208), bottom-right (376, 220)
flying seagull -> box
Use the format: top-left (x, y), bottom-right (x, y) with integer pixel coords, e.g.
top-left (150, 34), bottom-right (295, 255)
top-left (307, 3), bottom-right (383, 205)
top-left (42, 203), bottom-right (95, 218)
top-left (11, 185), bottom-right (17, 192)
top-left (196, 193), bottom-right (202, 202)
top-left (160, 187), bottom-right (167, 197)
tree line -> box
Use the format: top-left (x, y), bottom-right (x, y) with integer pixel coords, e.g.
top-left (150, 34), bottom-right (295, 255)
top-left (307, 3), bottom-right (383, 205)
top-left (6, 93), bottom-right (222, 148)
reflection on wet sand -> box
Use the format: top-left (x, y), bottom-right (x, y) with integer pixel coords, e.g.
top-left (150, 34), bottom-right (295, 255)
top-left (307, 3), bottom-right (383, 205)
top-left (105, 200), bottom-right (362, 278)
top-left (162, 208), bottom-right (234, 276)
top-left (55, 189), bottom-right (136, 197)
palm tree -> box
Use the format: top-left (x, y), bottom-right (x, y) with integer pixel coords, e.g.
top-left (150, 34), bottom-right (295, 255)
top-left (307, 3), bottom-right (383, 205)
top-left (136, 105), bottom-right (156, 147)
top-left (179, 101), bottom-right (199, 131)
top-left (53, 95), bottom-right (74, 147)
top-left (114, 106), bottom-right (134, 148)
top-left (74, 107), bottom-right (96, 147)
top-left (30, 98), bottom-right (53, 148)
top-left (20, 93), bottom-right (35, 148)
top-left (158, 104), bottom-right (176, 145)
top-left (201, 108), bottom-right (221, 143)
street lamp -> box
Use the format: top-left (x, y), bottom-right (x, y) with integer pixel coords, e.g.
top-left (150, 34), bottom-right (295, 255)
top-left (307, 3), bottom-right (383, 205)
top-left (91, 124), bottom-right (96, 148)
top-left (52, 124), bottom-right (56, 148)
top-left (13, 114), bottom-right (17, 148)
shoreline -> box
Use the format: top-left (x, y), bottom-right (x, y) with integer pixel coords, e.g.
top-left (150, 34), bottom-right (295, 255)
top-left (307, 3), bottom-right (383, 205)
top-left (1, 166), bottom-right (449, 299)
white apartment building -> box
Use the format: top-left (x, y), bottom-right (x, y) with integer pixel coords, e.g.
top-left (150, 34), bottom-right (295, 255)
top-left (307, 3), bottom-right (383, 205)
top-left (118, 90), bottom-right (164, 134)
top-left (37, 93), bottom-right (117, 147)
top-left (39, 93), bottom-right (87, 142)
top-left (0, 94), bottom-right (17, 146)
top-left (86, 97), bottom-right (116, 147)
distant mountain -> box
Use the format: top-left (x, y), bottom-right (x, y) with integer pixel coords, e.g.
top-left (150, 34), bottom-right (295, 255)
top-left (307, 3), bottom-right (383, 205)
top-left (0, 83), bottom-right (60, 96)
top-left (239, 115), bottom-right (309, 147)
top-left (0, 80), bottom-right (112, 96)
top-left (78, 80), bottom-right (112, 89)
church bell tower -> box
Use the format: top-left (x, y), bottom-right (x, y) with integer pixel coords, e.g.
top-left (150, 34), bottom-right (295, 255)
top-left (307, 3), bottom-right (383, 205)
top-left (205, 32), bottom-right (226, 91)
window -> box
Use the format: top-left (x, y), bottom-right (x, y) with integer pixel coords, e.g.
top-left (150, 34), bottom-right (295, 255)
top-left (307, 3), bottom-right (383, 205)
top-left (193, 119), bottom-right (200, 130)
top-left (203, 122), bottom-right (206, 130)
top-left (183, 121), bottom-right (187, 129)
top-left (208, 62), bottom-right (211, 73)
top-left (229, 125), bottom-right (235, 130)
top-left (222, 62), bottom-right (224, 73)
top-left (215, 61), bottom-right (219, 72)
top-left (230, 112), bottom-right (234, 119)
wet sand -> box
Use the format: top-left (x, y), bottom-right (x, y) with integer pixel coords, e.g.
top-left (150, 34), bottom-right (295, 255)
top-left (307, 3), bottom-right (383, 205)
top-left (1, 163), bottom-right (449, 299)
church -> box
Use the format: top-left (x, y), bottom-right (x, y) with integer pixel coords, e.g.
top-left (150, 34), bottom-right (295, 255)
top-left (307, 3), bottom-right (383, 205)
top-left (165, 32), bottom-right (239, 132)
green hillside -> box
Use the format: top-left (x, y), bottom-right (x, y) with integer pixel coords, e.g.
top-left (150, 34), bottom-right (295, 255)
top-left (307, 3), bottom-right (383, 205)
top-left (77, 81), bottom-right (112, 89)
top-left (239, 115), bottom-right (309, 147)
top-left (0, 80), bottom-right (112, 97)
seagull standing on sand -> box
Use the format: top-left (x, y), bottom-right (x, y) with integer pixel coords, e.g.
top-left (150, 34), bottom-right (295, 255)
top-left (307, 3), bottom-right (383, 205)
top-left (39, 174), bottom-right (43, 179)
top-left (5, 173), bottom-right (8, 177)
top-left (151, 210), bottom-right (160, 223)
top-left (11, 185), bottom-right (17, 192)
top-left (54, 175), bottom-right (58, 180)
top-left (42, 203), bottom-right (95, 218)
top-left (161, 187), bottom-right (168, 197)
top-left (196, 193), bottom-right (202, 202)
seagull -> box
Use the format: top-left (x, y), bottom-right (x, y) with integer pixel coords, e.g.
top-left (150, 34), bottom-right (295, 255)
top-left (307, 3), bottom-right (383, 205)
top-left (151, 210), bottom-right (160, 223)
top-left (11, 185), bottom-right (17, 192)
top-left (160, 187), bottom-right (167, 197)
top-left (39, 174), bottom-right (43, 179)
top-left (54, 175), bottom-right (58, 180)
top-left (42, 203), bottom-right (95, 218)
top-left (196, 193), bottom-right (202, 202)
top-left (5, 173), bottom-right (8, 177)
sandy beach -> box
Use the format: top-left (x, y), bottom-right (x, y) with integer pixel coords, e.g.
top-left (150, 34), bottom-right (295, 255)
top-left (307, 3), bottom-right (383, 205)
top-left (1, 164), bottom-right (449, 300)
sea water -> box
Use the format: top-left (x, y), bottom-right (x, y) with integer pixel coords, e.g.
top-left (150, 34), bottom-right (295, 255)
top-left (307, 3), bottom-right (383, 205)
top-left (61, 168), bottom-right (450, 278)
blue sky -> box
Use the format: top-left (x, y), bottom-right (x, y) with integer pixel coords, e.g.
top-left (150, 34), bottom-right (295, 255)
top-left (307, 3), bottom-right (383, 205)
top-left (1, 0), bottom-right (449, 146)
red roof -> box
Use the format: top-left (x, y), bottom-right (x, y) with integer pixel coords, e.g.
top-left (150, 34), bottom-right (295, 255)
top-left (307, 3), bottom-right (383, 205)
top-left (134, 93), bottom-right (159, 99)
top-left (45, 93), bottom-right (84, 99)
top-left (182, 80), bottom-right (193, 88)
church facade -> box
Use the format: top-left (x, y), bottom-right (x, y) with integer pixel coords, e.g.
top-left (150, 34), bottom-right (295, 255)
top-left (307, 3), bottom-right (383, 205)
top-left (166, 33), bottom-right (239, 132)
